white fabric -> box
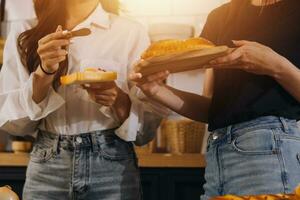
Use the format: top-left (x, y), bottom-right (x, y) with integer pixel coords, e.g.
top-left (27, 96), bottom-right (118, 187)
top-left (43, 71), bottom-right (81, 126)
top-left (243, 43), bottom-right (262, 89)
top-left (0, 4), bottom-right (161, 141)
top-left (5, 0), bottom-right (36, 21)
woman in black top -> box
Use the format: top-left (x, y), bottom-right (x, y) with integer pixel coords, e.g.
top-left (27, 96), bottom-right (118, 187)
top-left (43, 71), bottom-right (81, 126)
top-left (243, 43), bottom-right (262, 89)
top-left (130, 0), bottom-right (300, 198)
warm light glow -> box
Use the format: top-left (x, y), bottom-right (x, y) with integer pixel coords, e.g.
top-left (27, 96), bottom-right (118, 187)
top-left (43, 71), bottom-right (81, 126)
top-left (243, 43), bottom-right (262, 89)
top-left (120, 0), bottom-right (227, 16)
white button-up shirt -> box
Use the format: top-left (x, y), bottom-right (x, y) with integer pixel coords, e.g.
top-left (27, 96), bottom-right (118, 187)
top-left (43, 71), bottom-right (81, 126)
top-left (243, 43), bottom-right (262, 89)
top-left (0, 4), bottom-right (161, 141)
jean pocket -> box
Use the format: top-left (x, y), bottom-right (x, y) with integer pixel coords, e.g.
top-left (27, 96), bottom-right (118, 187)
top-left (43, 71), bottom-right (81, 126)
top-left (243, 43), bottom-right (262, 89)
top-left (30, 144), bottom-right (56, 163)
top-left (232, 129), bottom-right (277, 155)
top-left (297, 154), bottom-right (300, 165)
top-left (100, 134), bottom-right (135, 161)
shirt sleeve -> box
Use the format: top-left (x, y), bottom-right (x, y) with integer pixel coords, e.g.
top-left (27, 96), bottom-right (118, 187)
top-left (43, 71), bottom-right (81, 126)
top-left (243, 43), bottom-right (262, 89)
top-left (115, 24), bottom-right (170, 142)
top-left (0, 21), bottom-right (65, 136)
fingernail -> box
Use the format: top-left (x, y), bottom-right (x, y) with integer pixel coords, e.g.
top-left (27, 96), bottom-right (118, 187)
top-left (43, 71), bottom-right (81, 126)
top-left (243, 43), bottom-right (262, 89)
top-left (62, 30), bottom-right (69, 35)
top-left (137, 73), bottom-right (143, 78)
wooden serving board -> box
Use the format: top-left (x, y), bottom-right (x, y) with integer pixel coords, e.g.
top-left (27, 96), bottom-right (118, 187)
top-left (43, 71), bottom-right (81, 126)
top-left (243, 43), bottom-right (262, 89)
top-left (134, 46), bottom-right (229, 76)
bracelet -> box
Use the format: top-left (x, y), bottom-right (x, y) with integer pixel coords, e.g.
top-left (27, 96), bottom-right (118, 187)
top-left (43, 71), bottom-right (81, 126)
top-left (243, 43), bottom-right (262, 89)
top-left (40, 65), bottom-right (57, 75)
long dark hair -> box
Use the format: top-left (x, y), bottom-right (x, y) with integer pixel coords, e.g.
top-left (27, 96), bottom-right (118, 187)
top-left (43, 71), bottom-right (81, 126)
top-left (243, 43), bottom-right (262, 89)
top-left (17, 0), bottom-right (67, 89)
top-left (17, 0), bottom-right (120, 89)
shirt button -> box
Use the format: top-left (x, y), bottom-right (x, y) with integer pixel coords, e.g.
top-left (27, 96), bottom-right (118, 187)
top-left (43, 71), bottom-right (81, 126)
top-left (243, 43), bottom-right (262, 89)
top-left (76, 137), bottom-right (83, 144)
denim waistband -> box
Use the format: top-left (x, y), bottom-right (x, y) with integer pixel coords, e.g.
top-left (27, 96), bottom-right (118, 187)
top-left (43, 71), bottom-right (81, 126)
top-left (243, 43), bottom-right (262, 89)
top-left (209, 116), bottom-right (298, 145)
top-left (36, 129), bottom-right (118, 153)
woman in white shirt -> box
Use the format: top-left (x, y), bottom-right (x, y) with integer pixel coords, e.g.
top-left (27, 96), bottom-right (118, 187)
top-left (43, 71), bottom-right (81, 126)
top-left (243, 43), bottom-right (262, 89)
top-left (0, 0), bottom-right (150, 199)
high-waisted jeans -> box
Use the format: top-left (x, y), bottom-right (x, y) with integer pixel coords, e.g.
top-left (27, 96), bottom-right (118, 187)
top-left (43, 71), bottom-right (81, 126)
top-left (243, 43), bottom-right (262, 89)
top-left (23, 129), bottom-right (142, 200)
top-left (201, 116), bottom-right (300, 200)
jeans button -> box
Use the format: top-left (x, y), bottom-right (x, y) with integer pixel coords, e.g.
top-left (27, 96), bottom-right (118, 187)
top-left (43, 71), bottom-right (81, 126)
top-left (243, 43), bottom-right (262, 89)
top-left (212, 133), bottom-right (219, 140)
top-left (76, 136), bottom-right (83, 144)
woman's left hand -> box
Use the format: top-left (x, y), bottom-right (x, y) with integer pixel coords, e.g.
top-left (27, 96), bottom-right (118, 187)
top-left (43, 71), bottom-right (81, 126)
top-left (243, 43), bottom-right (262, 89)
top-left (83, 82), bottom-right (120, 107)
top-left (207, 40), bottom-right (285, 77)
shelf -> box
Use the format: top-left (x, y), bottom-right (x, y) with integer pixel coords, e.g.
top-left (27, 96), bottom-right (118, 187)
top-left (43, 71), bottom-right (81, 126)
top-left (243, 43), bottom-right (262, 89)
top-left (0, 153), bottom-right (29, 167)
top-left (138, 153), bottom-right (205, 168)
top-left (0, 152), bottom-right (206, 168)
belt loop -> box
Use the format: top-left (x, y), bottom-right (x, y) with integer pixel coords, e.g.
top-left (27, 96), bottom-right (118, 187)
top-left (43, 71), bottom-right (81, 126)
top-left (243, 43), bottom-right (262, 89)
top-left (226, 125), bottom-right (233, 144)
top-left (90, 132), bottom-right (99, 153)
top-left (279, 117), bottom-right (289, 133)
top-left (53, 135), bottom-right (60, 155)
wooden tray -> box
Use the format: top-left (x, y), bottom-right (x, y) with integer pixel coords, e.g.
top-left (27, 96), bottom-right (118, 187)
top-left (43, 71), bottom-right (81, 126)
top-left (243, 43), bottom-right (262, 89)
top-left (134, 46), bottom-right (228, 76)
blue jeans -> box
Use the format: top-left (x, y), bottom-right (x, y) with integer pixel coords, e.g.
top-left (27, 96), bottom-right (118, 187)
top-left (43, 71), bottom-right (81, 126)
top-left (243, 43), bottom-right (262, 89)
top-left (201, 116), bottom-right (300, 200)
top-left (23, 130), bottom-right (142, 200)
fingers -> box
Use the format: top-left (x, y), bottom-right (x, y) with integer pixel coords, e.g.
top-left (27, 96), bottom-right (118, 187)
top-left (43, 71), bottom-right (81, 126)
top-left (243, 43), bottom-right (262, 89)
top-left (82, 81), bottom-right (116, 90)
top-left (39, 49), bottom-right (68, 60)
top-left (210, 48), bottom-right (243, 65)
top-left (129, 72), bottom-right (143, 82)
top-left (95, 94), bottom-right (117, 102)
top-left (205, 62), bottom-right (241, 70)
top-left (94, 100), bottom-right (115, 107)
top-left (37, 25), bottom-right (71, 73)
top-left (232, 40), bottom-right (261, 48)
top-left (146, 71), bottom-right (169, 82)
top-left (129, 71), bottom-right (169, 84)
top-left (56, 25), bottom-right (63, 32)
top-left (42, 56), bottom-right (67, 67)
top-left (232, 40), bottom-right (249, 47)
top-left (136, 71), bottom-right (169, 85)
top-left (207, 62), bottom-right (260, 74)
top-left (38, 39), bottom-right (70, 54)
top-left (38, 30), bottom-right (69, 46)
top-left (85, 86), bottom-right (119, 106)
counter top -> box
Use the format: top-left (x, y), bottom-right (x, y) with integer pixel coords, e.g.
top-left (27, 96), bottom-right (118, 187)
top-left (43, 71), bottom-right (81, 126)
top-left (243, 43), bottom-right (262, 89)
top-left (0, 153), bottom-right (206, 168)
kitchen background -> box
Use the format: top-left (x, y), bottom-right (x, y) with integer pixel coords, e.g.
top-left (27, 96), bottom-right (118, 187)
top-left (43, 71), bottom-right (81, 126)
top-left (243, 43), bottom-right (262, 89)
top-left (1, 1), bottom-right (300, 199)
top-left (0, 0), bottom-right (229, 153)
top-left (0, 2), bottom-right (233, 199)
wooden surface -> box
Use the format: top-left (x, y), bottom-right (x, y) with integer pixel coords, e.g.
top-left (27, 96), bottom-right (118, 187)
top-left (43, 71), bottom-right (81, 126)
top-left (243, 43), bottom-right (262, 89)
top-left (0, 153), bottom-right (206, 168)
top-left (0, 153), bottom-right (30, 167)
top-left (135, 46), bottom-right (228, 76)
top-left (138, 153), bottom-right (206, 168)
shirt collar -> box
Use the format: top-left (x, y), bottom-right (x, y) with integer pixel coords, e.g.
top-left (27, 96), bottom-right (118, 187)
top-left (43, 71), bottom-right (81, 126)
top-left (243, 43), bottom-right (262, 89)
top-left (78, 3), bottom-right (111, 30)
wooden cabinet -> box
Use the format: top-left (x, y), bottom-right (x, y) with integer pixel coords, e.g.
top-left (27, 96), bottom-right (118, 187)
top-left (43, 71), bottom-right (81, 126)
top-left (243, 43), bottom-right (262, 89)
top-left (141, 168), bottom-right (205, 200)
top-left (0, 153), bottom-right (206, 199)
top-left (0, 167), bottom-right (205, 200)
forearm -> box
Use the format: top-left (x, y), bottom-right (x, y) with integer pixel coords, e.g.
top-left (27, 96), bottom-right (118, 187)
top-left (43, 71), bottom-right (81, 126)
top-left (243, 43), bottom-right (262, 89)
top-left (273, 58), bottom-right (300, 102)
top-left (113, 88), bottom-right (131, 123)
top-left (32, 66), bottom-right (55, 103)
top-left (150, 86), bottom-right (211, 123)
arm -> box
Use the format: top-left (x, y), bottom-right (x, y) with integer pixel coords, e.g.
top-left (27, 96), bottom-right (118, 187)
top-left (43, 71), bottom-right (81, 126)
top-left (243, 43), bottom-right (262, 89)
top-left (130, 70), bottom-right (213, 123)
top-left (33, 25), bottom-right (69, 103)
top-left (0, 23), bottom-right (67, 136)
top-left (129, 7), bottom-right (221, 123)
top-left (112, 88), bottom-right (131, 123)
top-left (273, 58), bottom-right (300, 102)
top-left (84, 82), bottom-right (131, 124)
top-left (208, 40), bottom-right (300, 102)
top-left (151, 86), bottom-right (211, 123)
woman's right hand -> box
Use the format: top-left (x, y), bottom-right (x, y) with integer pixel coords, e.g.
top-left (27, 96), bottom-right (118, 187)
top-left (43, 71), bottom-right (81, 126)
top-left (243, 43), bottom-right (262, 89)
top-left (129, 70), bottom-right (170, 98)
top-left (37, 25), bottom-right (70, 74)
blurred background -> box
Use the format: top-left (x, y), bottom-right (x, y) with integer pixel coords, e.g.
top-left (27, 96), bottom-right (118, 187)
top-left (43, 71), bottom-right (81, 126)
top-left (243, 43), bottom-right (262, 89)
top-left (0, 0), bottom-right (229, 153)
top-left (0, 1), bottom-right (228, 199)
